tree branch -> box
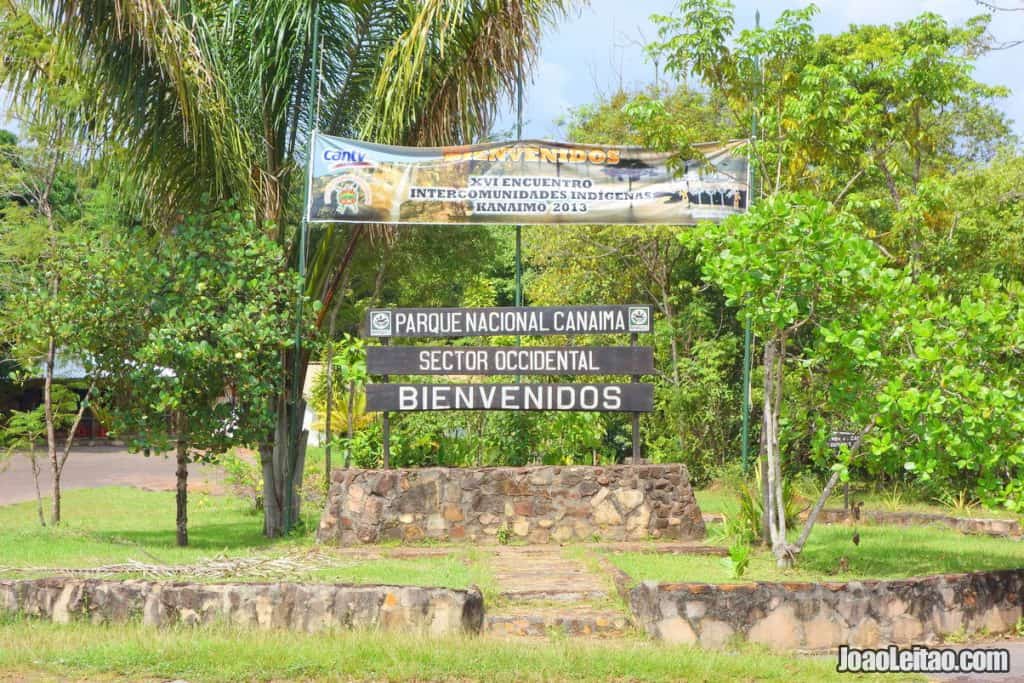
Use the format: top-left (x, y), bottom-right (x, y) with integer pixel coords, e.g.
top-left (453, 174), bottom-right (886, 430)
top-left (59, 381), bottom-right (97, 476)
top-left (789, 421), bottom-right (876, 554)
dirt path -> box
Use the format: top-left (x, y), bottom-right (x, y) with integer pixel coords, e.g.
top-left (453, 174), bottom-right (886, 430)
top-left (0, 446), bottom-right (226, 506)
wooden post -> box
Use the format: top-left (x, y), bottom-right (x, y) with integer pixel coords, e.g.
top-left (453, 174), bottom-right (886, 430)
top-left (382, 336), bottom-right (390, 469)
top-left (631, 331), bottom-right (640, 464)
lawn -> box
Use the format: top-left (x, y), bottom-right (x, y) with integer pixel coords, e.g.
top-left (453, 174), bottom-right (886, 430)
top-left (695, 484), bottom-right (1022, 521)
top-left (0, 617), bottom-right (915, 682)
top-left (609, 523), bottom-right (1024, 585)
top-left (0, 487), bottom-right (473, 588)
top-left (694, 488), bottom-right (740, 516)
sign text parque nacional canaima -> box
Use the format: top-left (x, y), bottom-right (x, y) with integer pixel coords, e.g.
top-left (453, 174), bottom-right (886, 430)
top-left (308, 134), bottom-right (749, 226)
top-left (366, 383), bottom-right (654, 413)
top-left (366, 305), bottom-right (653, 339)
top-left (366, 346), bottom-right (654, 376)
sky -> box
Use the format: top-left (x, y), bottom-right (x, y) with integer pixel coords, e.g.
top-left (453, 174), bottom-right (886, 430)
top-left (496, 0), bottom-right (1024, 140)
top-left (3, 1), bottom-right (1021, 144)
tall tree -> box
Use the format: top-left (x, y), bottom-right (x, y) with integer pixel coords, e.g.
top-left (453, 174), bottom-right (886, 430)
top-left (93, 207), bottom-right (295, 546)
top-left (0, 122), bottom-right (105, 525)
top-left (692, 194), bottom-right (885, 566)
top-left (0, 0), bottom-right (573, 535)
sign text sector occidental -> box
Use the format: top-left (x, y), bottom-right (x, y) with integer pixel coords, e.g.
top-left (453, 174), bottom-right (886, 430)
top-left (367, 305), bottom-right (653, 338)
top-left (366, 346), bottom-right (654, 375)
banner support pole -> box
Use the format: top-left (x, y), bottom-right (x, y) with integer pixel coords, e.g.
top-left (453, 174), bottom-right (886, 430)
top-left (514, 56), bottom-right (524, 363)
top-left (740, 9), bottom-right (760, 475)
top-left (285, 1), bottom-right (320, 532)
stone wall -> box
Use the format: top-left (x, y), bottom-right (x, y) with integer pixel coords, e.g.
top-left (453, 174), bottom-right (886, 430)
top-left (630, 569), bottom-right (1024, 650)
top-left (0, 578), bottom-right (483, 635)
top-left (317, 465), bottom-right (704, 545)
top-left (817, 508), bottom-right (1021, 538)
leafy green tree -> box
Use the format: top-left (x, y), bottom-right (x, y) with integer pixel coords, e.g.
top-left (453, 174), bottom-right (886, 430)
top-left (649, 2), bottom-right (1012, 218)
top-left (0, 0), bottom-right (573, 536)
top-left (691, 193), bottom-right (886, 565)
top-left (0, 115), bottom-right (112, 525)
top-left (816, 273), bottom-right (1024, 512)
top-left (94, 207), bottom-right (295, 545)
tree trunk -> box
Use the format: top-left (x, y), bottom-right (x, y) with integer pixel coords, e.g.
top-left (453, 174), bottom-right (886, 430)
top-left (262, 370), bottom-right (309, 537)
top-left (43, 336), bottom-right (60, 525)
top-left (762, 337), bottom-right (791, 568)
top-left (29, 448), bottom-right (46, 527)
top-left (791, 469), bottom-right (842, 554)
top-left (175, 419), bottom-right (189, 547)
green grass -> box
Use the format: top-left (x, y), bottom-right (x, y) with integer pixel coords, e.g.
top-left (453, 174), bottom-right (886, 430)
top-left (609, 523), bottom-right (1024, 585)
top-left (0, 487), bottom-right (473, 588)
top-left (0, 487), bottom-right (310, 568)
top-left (309, 555), bottom-right (471, 588)
top-left (0, 617), bottom-right (915, 682)
top-left (694, 488), bottom-right (740, 516)
top-left (833, 489), bottom-right (1022, 520)
top-left (697, 483), bottom-right (1022, 521)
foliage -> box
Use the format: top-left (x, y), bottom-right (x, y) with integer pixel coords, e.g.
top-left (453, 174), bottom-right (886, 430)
top-left (815, 273), bottom-right (1024, 511)
top-left (94, 206), bottom-right (295, 457)
top-left (0, 405), bottom-right (50, 525)
top-left (0, 0), bottom-right (573, 537)
top-left (649, 2), bottom-right (1014, 213)
top-left (724, 467), bottom-right (800, 547)
top-left (721, 541), bottom-right (751, 579)
top-left (691, 193), bottom-right (884, 562)
top-left (220, 450), bottom-right (265, 513)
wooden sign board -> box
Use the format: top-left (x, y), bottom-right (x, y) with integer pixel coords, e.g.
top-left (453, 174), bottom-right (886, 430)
top-left (366, 383), bottom-right (654, 412)
top-left (366, 346), bottom-right (654, 376)
top-left (366, 305), bottom-right (653, 338)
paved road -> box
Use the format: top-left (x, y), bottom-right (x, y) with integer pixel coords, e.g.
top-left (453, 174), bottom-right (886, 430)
top-left (931, 640), bottom-right (1024, 682)
top-left (0, 445), bottom-right (226, 505)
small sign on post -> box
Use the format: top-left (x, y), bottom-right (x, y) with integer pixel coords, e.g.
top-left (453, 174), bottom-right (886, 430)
top-left (828, 430), bottom-right (861, 511)
top-left (828, 431), bottom-right (860, 450)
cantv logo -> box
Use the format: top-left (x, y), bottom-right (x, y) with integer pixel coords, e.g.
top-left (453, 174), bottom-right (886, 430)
top-left (323, 148), bottom-right (372, 168)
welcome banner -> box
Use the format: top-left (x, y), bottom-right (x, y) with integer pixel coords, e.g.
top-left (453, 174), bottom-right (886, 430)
top-left (306, 133), bottom-right (749, 225)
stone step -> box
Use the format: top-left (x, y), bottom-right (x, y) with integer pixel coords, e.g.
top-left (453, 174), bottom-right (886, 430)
top-left (484, 607), bottom-right (633, 638)
top-left (596, 541), bottom-right (728, 557)
top-left (498, 588), bottom-right (610, 602)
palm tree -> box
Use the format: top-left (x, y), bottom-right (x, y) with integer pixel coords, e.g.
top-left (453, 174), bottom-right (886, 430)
top-left (1, 0), bottom-right (573, 535)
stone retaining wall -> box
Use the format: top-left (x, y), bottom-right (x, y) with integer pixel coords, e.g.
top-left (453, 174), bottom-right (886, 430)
top-left (317, 464), bottom-right (704, 545)
top-left (630, 569), bottom-right (1024, 650)
top-left (817, 508), bottom-right (1021, 538)
top-left (0, 578), bottom-right (483, 635)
